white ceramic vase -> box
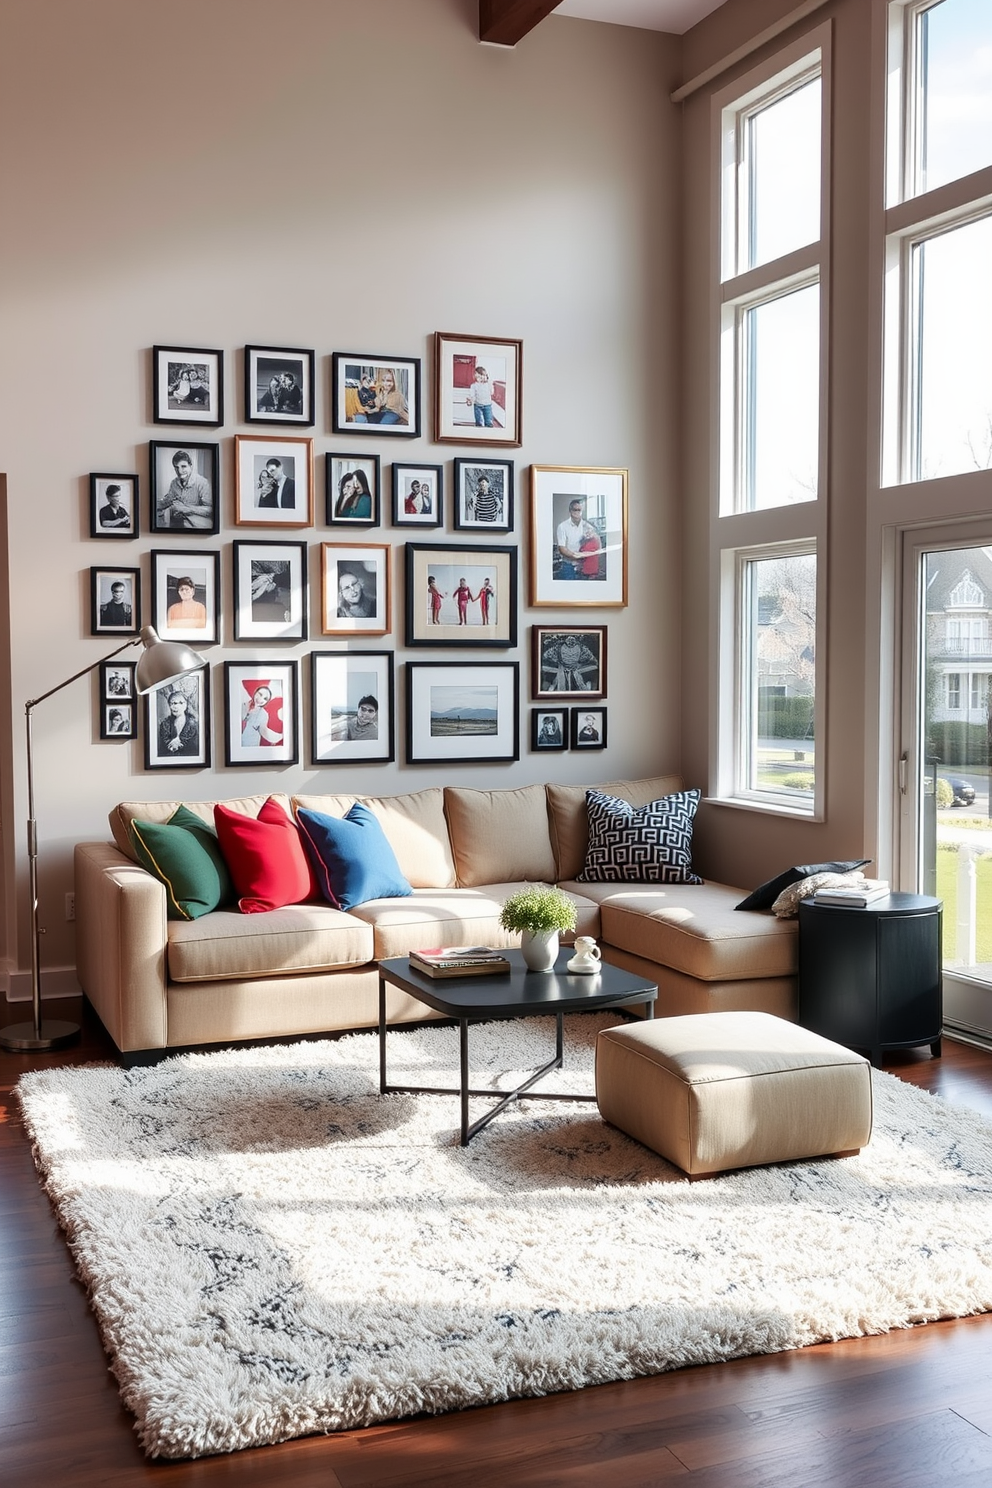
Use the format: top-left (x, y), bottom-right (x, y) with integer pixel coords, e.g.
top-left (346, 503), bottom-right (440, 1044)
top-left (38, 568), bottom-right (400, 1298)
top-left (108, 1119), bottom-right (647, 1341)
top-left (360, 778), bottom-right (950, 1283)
top-left (520, 929), bottom-right (559, 972)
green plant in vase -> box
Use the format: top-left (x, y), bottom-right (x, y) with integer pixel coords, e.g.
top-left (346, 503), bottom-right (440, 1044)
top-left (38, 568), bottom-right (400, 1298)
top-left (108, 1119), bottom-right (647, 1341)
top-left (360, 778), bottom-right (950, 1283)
top-left (499, 885), bottom-right (577, 972)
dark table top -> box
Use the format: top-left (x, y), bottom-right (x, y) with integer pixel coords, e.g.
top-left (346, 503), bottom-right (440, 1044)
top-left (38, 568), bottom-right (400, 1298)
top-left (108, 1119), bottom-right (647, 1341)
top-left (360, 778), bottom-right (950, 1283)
top-left (799, 892), bottom-right (941, 917)
top-left (378, 949), bottom-right (657, 1019)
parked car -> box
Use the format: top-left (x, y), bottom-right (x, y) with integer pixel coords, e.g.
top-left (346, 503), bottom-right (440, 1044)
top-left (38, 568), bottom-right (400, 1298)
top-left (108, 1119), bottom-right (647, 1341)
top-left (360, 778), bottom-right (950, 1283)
top-left (948, 776), bottom-right (976, 808)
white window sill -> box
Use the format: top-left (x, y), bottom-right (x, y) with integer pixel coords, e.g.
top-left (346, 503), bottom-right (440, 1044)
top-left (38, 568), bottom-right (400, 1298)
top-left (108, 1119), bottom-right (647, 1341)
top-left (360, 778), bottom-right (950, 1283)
top-left (703, 794), bottom-right (821, 822)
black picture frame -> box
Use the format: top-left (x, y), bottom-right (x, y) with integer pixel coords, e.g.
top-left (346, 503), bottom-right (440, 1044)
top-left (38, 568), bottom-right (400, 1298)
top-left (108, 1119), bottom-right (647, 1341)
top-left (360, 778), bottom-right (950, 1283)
top-left (150, 549), bottom-right (220, 646)
top-left (530, 707), bottom-right (568, 752)
top-left (149, 441), bottom-right (220, 535)
top-left (331, 352), bottom-right (421, 438)
top-left (223, 660), bottom-right (300, 767)
top-left (244, 344), bottom-right (315, 427)
top-left (145, 670), bottom-right (211, 769)
top-left (531, 625), bottom-right (607, 700)
top-left (232, 539), bottom-right (308, 642)
top-left (89, 473), bottom-right (138, 539)
top-left (311, 650), bottom-right (395, 765)
top-left (392, 463), bottom-right (443, 527)
top-left (100, 660), bottom-right (137, 740)
top-left (326, 453), bottom-right (380, 527)
top-left (404, 542), bottom-right (517, 648)
top-left (406, 661), bottom-right (519, 765)
top-left (90, 566), bottom-right (140, 636)
top-left (453, 458), bottom-right (514, 533)
top-left (152, 345), bottom-right (223, 427)
top-left (571, 705), bottom-right (608, 750)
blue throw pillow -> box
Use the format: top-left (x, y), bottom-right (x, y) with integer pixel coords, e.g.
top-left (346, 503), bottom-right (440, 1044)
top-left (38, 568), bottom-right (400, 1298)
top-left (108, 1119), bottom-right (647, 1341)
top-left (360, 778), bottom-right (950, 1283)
top-left (295, 803), bottom-right (413, 911)
top-left (577, 789), bottom-right (704, 884)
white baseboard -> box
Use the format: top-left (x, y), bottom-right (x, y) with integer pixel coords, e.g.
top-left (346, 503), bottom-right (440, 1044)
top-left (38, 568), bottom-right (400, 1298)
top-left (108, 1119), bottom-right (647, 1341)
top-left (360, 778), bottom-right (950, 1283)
top-left (5, 967), bottom-right (83, 1003)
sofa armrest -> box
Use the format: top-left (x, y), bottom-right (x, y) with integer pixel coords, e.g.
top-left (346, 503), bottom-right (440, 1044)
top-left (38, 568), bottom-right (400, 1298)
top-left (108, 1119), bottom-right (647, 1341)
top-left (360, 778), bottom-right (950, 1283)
top-left (74, 841), bottom-right (169, 1053)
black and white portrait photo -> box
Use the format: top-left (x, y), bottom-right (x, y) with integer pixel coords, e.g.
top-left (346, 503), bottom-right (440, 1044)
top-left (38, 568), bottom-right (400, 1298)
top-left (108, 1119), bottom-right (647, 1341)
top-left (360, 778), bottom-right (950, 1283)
top-left (145, 671), bottom-right (210, 769)
top-left (531, 708), bottom-right (567, 752)
top-left (233, 540), bottom-right (307, 641)
top-left (571, 706), bottom-right (608, 750)
top-left (89, 473), bottom-right (138, 539)
top-left (153, 345), bottom-right (223, 426)
top-left (235, 435), bottom-right (314, 527)
top-left (91, 567), bottom-right (140, 636)
top-left (245, 345), bottom-right (314, 426)
top-left (453, 459), bottom-right (514, 532)
top-left (321, 544), bottom-right (390, 636)
top-left (532, 626), bottom-right (606, 700)
top-left (150, 442), bottom-right (219, 534)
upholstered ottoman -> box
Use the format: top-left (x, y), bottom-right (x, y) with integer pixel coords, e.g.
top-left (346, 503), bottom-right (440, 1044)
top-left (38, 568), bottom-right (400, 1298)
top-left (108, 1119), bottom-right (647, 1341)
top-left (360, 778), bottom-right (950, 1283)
top-left (596, 1010), bottom-right (872, 1177)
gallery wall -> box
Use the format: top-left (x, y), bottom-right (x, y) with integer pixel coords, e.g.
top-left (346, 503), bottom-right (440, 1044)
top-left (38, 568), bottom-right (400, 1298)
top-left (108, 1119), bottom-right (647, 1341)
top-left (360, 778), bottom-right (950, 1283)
top-left (0, 0), bottom-right (683, 988)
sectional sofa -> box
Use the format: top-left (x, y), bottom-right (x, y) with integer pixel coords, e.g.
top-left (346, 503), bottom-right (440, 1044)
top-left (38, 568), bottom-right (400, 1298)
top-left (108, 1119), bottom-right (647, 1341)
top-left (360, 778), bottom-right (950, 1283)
top-left (73, 774), bottom-right (799, 1062)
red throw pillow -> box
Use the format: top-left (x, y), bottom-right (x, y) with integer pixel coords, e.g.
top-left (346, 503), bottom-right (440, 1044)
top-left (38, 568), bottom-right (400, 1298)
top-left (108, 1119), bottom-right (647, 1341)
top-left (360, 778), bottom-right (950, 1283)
top-left (214, 798), bottom-right (317, 914)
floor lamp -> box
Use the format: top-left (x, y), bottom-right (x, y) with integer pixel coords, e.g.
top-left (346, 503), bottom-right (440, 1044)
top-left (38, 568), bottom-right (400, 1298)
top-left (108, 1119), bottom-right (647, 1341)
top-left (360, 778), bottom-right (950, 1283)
top-left (0, 626), bottom-right (208, 1054)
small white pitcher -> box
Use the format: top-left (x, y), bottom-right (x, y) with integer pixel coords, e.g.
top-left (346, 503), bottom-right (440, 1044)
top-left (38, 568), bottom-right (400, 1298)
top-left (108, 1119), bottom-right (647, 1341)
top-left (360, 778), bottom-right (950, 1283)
top-left (566, 936), bottom-right (602, 975)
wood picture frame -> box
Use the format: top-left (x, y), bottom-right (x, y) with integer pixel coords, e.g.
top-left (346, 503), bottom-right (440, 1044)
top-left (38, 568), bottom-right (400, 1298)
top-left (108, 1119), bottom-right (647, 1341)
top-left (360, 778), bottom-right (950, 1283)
top-left (234, 434), bottom-right (314, 528)
top-left (529, 465), bottom-right (628, 607)
top-left (434, 331), bottom-right (522, 447)
top-left (320, 543), bottom-right (391, 636)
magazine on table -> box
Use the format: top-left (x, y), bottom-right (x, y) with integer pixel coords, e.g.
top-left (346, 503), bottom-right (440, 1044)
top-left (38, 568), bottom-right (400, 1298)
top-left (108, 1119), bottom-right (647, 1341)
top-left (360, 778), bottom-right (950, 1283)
top-left (409, 946), bottom-right (511, 978)
top-left (811, 880), bottom-right (890, 907)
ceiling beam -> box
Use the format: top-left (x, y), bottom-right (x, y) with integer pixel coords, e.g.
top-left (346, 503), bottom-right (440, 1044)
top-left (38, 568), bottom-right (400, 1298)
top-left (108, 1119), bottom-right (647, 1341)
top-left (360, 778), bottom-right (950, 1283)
top-left (479, 0), bottom-right (560, 47)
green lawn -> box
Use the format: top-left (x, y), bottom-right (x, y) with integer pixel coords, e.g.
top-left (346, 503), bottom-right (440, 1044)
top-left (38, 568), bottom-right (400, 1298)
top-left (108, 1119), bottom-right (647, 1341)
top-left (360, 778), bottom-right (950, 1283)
top-left (936, 843), bottom-right (992, 963)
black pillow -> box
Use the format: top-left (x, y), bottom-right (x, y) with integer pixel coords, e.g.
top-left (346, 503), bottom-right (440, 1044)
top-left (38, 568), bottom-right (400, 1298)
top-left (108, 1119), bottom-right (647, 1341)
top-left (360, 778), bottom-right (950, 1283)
top-left (734, 860), bottom-right (870, 912)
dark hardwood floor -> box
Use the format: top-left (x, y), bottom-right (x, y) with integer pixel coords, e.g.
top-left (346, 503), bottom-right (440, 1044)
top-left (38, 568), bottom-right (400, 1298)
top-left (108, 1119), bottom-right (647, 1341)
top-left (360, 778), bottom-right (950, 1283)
top-left (3, 996), bottom-right (992, 1488)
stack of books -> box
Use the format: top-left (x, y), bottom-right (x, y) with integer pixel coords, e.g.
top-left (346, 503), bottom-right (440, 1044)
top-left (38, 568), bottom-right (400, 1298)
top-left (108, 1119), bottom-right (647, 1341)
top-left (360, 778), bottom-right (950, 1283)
top-left (812, 880), bottom-right (890, 907)
top-left (408, 946), bottom-right (511, 978)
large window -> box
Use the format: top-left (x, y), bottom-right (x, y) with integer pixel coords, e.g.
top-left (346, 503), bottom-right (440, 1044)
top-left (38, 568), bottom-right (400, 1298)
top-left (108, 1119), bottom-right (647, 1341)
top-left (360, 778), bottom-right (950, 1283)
top-left (883, 0), bottom-right (992, 486)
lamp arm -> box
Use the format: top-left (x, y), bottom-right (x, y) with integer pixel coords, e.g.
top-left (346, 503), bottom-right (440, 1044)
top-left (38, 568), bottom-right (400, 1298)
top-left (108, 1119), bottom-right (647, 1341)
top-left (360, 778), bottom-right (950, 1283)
top-left (26, 637), bottom-right (141, 714)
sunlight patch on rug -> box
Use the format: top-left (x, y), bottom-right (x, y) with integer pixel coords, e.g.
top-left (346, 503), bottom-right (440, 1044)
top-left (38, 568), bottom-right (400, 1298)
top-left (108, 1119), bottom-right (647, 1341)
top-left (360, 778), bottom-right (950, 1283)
top-left (16, 1014), bottom-right (992, 1459)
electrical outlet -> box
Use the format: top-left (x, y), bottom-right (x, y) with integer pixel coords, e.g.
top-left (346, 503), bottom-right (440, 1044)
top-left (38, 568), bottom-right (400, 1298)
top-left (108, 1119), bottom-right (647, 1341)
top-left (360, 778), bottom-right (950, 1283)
top-left (65, 893), bottom-right (75, 922)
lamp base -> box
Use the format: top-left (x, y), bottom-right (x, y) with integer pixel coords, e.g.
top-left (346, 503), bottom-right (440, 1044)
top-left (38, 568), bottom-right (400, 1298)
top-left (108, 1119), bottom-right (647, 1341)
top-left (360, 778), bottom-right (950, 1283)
top-left (0, 1018), bottom-right (80, 1052)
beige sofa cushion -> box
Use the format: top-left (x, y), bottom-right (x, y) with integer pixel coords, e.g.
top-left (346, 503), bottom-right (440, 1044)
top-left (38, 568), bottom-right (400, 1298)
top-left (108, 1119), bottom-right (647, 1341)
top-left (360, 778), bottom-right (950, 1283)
top-left (548, 775), bottom-right (684, 881)
top-left (291, 788), bottom-right (455, 888)
top-left (351, 884), bottom-right (601, 960)
top-left (585, 880), bottom-right (797, 982)
top-left (596, 1012), bottom-right (872, 1176)
top-left (444, 786), bottom-right (556, 887)
top-left (167, 903), bottom-right (373, 983)
top-left (110, 793), bottom-right (291, 864)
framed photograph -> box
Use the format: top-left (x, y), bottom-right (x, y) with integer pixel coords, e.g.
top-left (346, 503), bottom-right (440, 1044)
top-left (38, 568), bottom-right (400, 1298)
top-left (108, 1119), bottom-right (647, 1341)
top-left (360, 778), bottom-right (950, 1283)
top-left (100, 660), bottom-right (137, 740)
top-left (392, 463), bottom-right (443, 527)
top-left (144, 669), bottom-right (210, 769)
top-left (405, 543), bottom-right (517, 648)
top-left (101, 660), bottom-right (135, 701)
top-left (571, 705), bottom-right (608, 750)
top-left (233, 540), bottom-right (308, 642)
top-left (152, 346), bottom-right (223, 426)
top-left (149, 441), bottom-right (219, 535)
top-left (235, 434), bottom-right (314, 528)
top-left (90, 566), bottom-right (140, 636)
top-left (406, 662), bottom-right (519, 764)
top-left (224, 660), bottom-right (299, 767)
top-left (150, 550), bottom-right (220, 645)
top-left (326, 453), bottom-right (380, 526)
top-left (453, 458), bottom-right (513, 532)
top-left (321, 544), bottom-right (390, 636)
top-left (89, 473), bottom-right (138, 539)
top-left (331, 353), bottom-right (421, 438)
top-left (531, 707), bottom-right (568, 752)
top-left (531, 625), bottom-right (606, 700)
top-left (101, 700), bottom-right (136, 741)
top-left (311, 650), bottom-right (394, 766)
top-left (244, 345), bottom-right (314, 426)
top-left (434, 332), bottom-right (522, 447)
top-left (530, 465), bottom-right (628, 607)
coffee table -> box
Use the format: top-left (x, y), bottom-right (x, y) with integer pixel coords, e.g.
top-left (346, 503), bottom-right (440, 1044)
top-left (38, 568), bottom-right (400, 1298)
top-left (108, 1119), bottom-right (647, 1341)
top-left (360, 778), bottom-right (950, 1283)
top-left (377, 950), bottom-right (658, 1145)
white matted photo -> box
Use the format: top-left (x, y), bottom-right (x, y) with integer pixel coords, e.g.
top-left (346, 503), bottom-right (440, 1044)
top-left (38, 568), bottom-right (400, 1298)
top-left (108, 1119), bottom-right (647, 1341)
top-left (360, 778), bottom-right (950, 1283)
top-left (152, 346), bottom-right (223, 426)
top-left (144, 670), bottom-right (210, 769)
top-left (233, 540), bottom-right (308, 642)
top-left (234, 435), bottom-right (314, 528)
top-left (90, 473), bottom-right (138, 539)
top-left (453, 458), bottom-right (513, 532)
top-left (321, 544), bottom-right (390, 636)
top-left (150, 550), bottom-right (220, 645)
top-left (244, 345), bottom-right (314, 426)
top-left (434, 332), bottom-right (522, 447)
top-left (406, 661), bottom-right (519, 764)
top-left (529, 465), bottom-right (628, 607)
top-left (223, 660), bottom-right (299, 767)
top-left (311, 651), bottom-right (394, 765)
top-left (326, 453), bottom-right (380, 526)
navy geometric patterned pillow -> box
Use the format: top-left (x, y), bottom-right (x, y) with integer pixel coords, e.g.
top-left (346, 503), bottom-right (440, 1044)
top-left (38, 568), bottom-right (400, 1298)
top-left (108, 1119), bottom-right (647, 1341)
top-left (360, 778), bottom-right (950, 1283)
top-left (577, 789), bottom-right (703, 884)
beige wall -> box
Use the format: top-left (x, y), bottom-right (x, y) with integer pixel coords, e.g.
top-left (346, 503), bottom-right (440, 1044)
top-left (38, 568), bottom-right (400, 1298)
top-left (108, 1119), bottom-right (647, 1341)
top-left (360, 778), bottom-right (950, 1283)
top-left (0, 0), bottom-right (683, 986)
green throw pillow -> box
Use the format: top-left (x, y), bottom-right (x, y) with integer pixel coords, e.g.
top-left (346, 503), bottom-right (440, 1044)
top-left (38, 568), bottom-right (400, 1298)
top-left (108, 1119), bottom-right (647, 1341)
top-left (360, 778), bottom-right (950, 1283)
top-left (130, 805), bottom-right (234, 920)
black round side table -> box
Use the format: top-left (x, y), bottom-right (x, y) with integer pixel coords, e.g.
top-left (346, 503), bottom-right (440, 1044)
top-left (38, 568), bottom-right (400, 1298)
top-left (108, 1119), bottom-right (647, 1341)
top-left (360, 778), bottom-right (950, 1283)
top-left (797, 892), bottom-right (942, 1068)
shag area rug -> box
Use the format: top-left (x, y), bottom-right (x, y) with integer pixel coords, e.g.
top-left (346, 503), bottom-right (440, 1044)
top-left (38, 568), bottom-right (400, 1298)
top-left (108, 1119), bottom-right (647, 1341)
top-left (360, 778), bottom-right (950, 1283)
top-left (16, 1014), bottom-right (992, 1459)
